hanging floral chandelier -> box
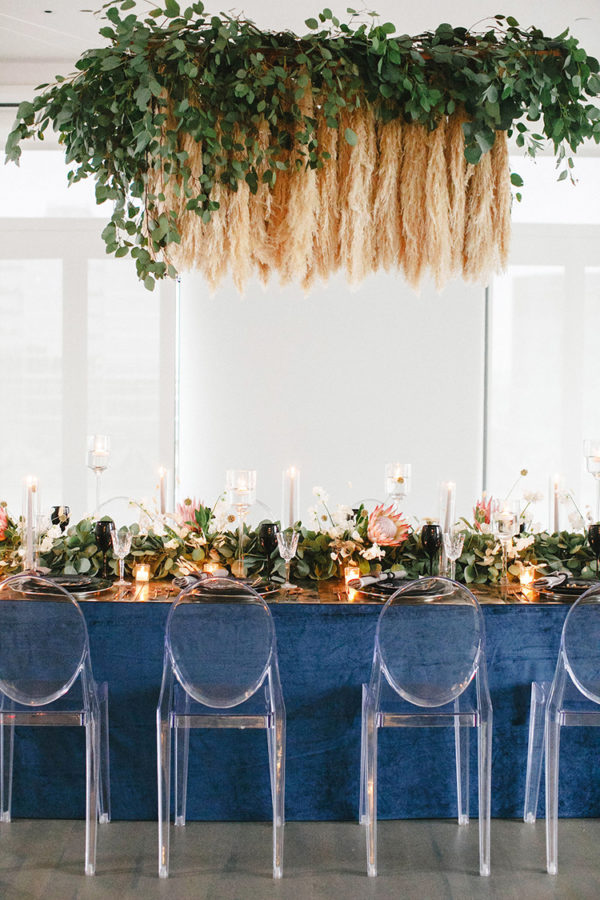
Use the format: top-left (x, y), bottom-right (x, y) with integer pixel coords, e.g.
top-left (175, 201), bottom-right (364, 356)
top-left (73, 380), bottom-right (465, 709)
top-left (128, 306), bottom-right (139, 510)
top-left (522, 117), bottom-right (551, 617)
top-left (7, 3), bottom-right (600, 293)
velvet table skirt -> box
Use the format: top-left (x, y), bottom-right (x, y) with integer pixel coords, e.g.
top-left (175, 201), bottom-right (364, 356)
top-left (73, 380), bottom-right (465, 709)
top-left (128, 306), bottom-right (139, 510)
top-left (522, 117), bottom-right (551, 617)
top-left (9, 601), bottom-right (598, 821)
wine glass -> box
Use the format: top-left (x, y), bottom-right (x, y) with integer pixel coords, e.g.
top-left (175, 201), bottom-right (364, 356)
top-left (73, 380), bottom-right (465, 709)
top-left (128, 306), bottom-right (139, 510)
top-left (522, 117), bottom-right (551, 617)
top-left (277, 530), bottom-right (299, 590)
top-left (87, 435), bottom-right (111, 514)
top-left (584, 439), bottom-right (600, 522)
top-left (492, 508), bottom-right (519, 586)
top-left (588, 524), bottom-right (600, 579)
top-left (95, 519), bottom-right (116, 579)
top-left (258, 522), bottom-right (280, 583)
top-left (51, 505), bottom-right (70, 532)
top-left (443, 528), bottom-right (465, 581)
top-left (421, 523), bottom-right (442, 575)
top-left (111, 526), bottom-right (133, 586)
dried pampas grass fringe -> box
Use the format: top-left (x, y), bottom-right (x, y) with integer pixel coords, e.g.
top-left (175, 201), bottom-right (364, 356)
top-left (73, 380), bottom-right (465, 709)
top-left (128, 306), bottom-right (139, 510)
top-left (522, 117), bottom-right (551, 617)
top-left (156, 102), bottom-right (512, 294)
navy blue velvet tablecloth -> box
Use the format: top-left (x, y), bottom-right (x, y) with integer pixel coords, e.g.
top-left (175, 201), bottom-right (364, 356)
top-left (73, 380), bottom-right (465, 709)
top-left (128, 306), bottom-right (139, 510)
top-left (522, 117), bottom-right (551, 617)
top-left (9, 601), bottom-right (598, 821)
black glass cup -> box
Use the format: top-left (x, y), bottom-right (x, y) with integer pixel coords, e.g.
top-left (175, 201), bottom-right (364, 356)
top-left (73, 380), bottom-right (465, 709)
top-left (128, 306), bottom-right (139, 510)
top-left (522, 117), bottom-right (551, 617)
top-left (95, 519), bottom-right (116, 579)
top-left (421, 523), bottom-right (442, 576)
top-left (588, 524), bottom-right (600, 579)
top-left (258, 522), bottom-right (280, 583)
top-left (51, 505), bottom-right (70, 532)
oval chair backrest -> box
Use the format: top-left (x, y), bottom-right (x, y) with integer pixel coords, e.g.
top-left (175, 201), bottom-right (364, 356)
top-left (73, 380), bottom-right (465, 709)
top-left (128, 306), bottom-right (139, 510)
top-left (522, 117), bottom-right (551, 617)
top-left (376, 577), bottom-right (484, 708)
top-left (0, 575), bottom-right (88, 706)
top-left (562, 584), bottom-right (600, 704)
top-left (166, 577), bottom-right (275, 709)
top-left (96, 495), bottom-right (141, 528)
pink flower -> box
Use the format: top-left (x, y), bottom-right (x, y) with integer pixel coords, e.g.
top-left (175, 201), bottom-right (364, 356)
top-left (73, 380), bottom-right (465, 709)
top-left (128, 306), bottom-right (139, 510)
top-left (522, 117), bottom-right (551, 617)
top-left (0, 507), bottom-right (7, 542)
top-left (175, 498), bottom-right (204, 530)
top-left (473, 496), bottom-right (498, 530)
top-left (367, 504), bottom-right (409, 545)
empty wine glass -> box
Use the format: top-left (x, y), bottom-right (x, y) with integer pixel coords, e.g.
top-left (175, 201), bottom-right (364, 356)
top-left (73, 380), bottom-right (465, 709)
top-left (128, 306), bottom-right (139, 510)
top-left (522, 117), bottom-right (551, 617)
top-left (443, 528), bottom-right (465, 581)
top-left (277, 530), bottom-right (299, 590)
top-left (111, 526), bottom-right (133, 586)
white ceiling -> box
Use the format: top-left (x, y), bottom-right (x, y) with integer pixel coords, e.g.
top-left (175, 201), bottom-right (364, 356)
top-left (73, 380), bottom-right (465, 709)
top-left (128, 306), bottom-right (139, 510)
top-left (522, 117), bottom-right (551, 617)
top-left (1, 0), bottom-right (599, 76)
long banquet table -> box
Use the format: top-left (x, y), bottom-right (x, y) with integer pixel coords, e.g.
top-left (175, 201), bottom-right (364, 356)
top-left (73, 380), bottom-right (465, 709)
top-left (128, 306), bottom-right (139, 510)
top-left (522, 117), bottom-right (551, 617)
top-left (10, 581), bottom-right (599, 822)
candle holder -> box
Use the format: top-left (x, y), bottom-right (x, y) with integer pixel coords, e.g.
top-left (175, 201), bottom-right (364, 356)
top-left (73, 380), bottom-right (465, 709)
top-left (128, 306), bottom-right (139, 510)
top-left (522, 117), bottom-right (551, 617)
top-left (385, 462), bottom-right (411, 505)
top-left (135, 564), bottom-right (150, 583)
top-left (87, 434), bottom-right (111, 514)
top-left (584, 439), bottom-right (600, 522)
top-left (492, 507), bottom-right (519, 587)
top-left (225, 469), bottom-right (257, 578)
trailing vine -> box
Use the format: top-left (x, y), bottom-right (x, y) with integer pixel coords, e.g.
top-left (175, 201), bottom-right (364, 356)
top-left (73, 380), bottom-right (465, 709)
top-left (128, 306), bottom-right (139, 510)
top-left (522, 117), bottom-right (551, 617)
top-left (5, 2), bottom-right (600, 288)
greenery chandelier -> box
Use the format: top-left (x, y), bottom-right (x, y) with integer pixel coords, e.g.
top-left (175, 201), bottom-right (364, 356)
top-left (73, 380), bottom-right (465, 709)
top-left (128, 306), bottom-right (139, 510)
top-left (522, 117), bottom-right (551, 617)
top-left (6, 2), bottom-right (600, 292)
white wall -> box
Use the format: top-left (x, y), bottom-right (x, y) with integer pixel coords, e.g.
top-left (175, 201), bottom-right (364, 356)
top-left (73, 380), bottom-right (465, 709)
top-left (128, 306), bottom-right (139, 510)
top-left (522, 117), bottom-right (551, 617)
top-left (179, 271), bottom-right (486, 522)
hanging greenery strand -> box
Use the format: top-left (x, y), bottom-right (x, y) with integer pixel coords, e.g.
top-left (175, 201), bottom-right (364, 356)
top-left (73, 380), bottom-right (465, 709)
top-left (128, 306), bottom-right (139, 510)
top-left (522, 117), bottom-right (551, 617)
top-left (5, 2), bottom-right (599, 292)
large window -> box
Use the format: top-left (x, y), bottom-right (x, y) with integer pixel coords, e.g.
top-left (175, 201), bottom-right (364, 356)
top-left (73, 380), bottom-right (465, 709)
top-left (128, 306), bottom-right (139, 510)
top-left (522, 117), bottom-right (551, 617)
top-left (0, 149), bottom-right (176, 520)
top-left (487, 153), bottom-right (600, 526)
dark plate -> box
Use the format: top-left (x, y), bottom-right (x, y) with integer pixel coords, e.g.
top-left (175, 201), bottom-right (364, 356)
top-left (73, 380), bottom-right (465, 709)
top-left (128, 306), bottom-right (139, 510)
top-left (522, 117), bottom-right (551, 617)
top-left (14, 575), bottom-right (112, 598)
top-left (353, 578), bottom-right (454, 602)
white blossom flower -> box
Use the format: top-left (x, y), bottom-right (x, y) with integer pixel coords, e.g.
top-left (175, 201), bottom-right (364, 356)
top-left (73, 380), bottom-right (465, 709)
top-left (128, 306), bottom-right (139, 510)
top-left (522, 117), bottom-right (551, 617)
top-left (523, 490), bottom-right (544, 503)
top-left (361, 543), bottom-right (385, 561)
top-left (327, 525), bottom-right (345, 540)
top-left (479, 523), bottom-right (492, 535)
top-left (568, 511), bottom-right (585, 531)
top-left (351, 530), bottom-right (362, 542)
top-left (530, 521), bottom-right (544, 534)
top-left (514, 535), bottom-right (534, 552)
top-left (312, 486), bottom-right (329, 503)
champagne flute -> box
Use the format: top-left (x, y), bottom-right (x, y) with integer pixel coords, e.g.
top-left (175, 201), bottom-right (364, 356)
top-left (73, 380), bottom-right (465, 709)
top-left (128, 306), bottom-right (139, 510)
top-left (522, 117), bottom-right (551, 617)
top-left (588, 524), bottom-right (600, 579)
top-left (277, 530), bottom-right (299, 589)
top-left (421, 523), bottom-right (442, 576)
top-left (95, 519), bottom-right (115, 579)
top-left (258, 522), bottom-right (280, 583)
top-left (443, 528), bottom-right (465, 581)
top-left (111, 526), bottom-right (133, 586)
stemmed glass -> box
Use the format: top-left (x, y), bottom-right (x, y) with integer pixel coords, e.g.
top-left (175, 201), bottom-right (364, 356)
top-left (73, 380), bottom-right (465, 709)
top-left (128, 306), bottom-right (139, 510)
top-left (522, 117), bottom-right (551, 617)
top-left (111, 526), bottom-right (133, 586)
top-left (226, 469), bottom-right (257, 577)
top-left (95, 519), bottom-right (116, 579)
top-left (584, 439), bottom-right (600, 522)
top-left (492, 507), bottom-right (519, 587)
top-left (421, 523), bottom-right (442, 575)
top-left (588, 524), bottom-right (600, 579)
top-left (258, 522), bottom-right (280, 583)
top-left (385, 462), bottom-right (411, 508)
top-left (443, 528), bottom-right (465, 581)
top-left (277, 530), bottom-right (299, 590)
top-left (87, 435), bottom-right (110, 514)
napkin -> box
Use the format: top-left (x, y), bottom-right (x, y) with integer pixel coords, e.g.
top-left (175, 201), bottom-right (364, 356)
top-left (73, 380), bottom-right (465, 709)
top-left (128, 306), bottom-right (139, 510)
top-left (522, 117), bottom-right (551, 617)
top-left (532, 571), bottom-right (569, 590)
top-left (349, 570), bottom-right (406, 589)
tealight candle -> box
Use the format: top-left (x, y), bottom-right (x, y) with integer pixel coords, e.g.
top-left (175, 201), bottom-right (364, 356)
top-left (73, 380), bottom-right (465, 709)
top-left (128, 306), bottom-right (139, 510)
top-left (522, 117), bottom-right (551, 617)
top-left (204, 562), bottom-right (228, 576)
top-left (519, 566), bottom-right (536, 588)
top-left (344, 565), bottom-right (360, 587)
top-left (135, 564), bottom-right (150, 582)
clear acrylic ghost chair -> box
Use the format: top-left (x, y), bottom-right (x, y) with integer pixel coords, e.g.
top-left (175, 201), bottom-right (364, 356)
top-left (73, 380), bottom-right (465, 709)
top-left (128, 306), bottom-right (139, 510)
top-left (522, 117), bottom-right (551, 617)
top-left (523, 585), bottom-right (600, 874)
top-left (0, 574), bottom-right (110, 875)
top-left (359, 577), bottom-right (492, 877)
top-left (157, 576), bottom-right (285, 879)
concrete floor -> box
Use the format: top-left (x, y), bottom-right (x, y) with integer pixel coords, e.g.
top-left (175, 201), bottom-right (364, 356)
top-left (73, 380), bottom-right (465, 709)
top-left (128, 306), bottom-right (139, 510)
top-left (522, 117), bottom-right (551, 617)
top-left (0, 818), bottom-right (598, 900)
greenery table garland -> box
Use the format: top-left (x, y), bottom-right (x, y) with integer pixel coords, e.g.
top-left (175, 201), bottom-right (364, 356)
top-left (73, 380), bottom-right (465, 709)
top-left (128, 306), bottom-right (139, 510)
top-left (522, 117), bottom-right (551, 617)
top-left (6, 3), bottom-right (600, 292)
top-left (0, 499), bottom-right (597, 586)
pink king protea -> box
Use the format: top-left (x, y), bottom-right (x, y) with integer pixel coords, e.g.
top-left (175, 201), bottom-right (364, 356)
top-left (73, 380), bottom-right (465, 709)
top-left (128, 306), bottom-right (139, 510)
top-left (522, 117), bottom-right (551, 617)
top-left (367, 504), bottom-right (409, 545)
